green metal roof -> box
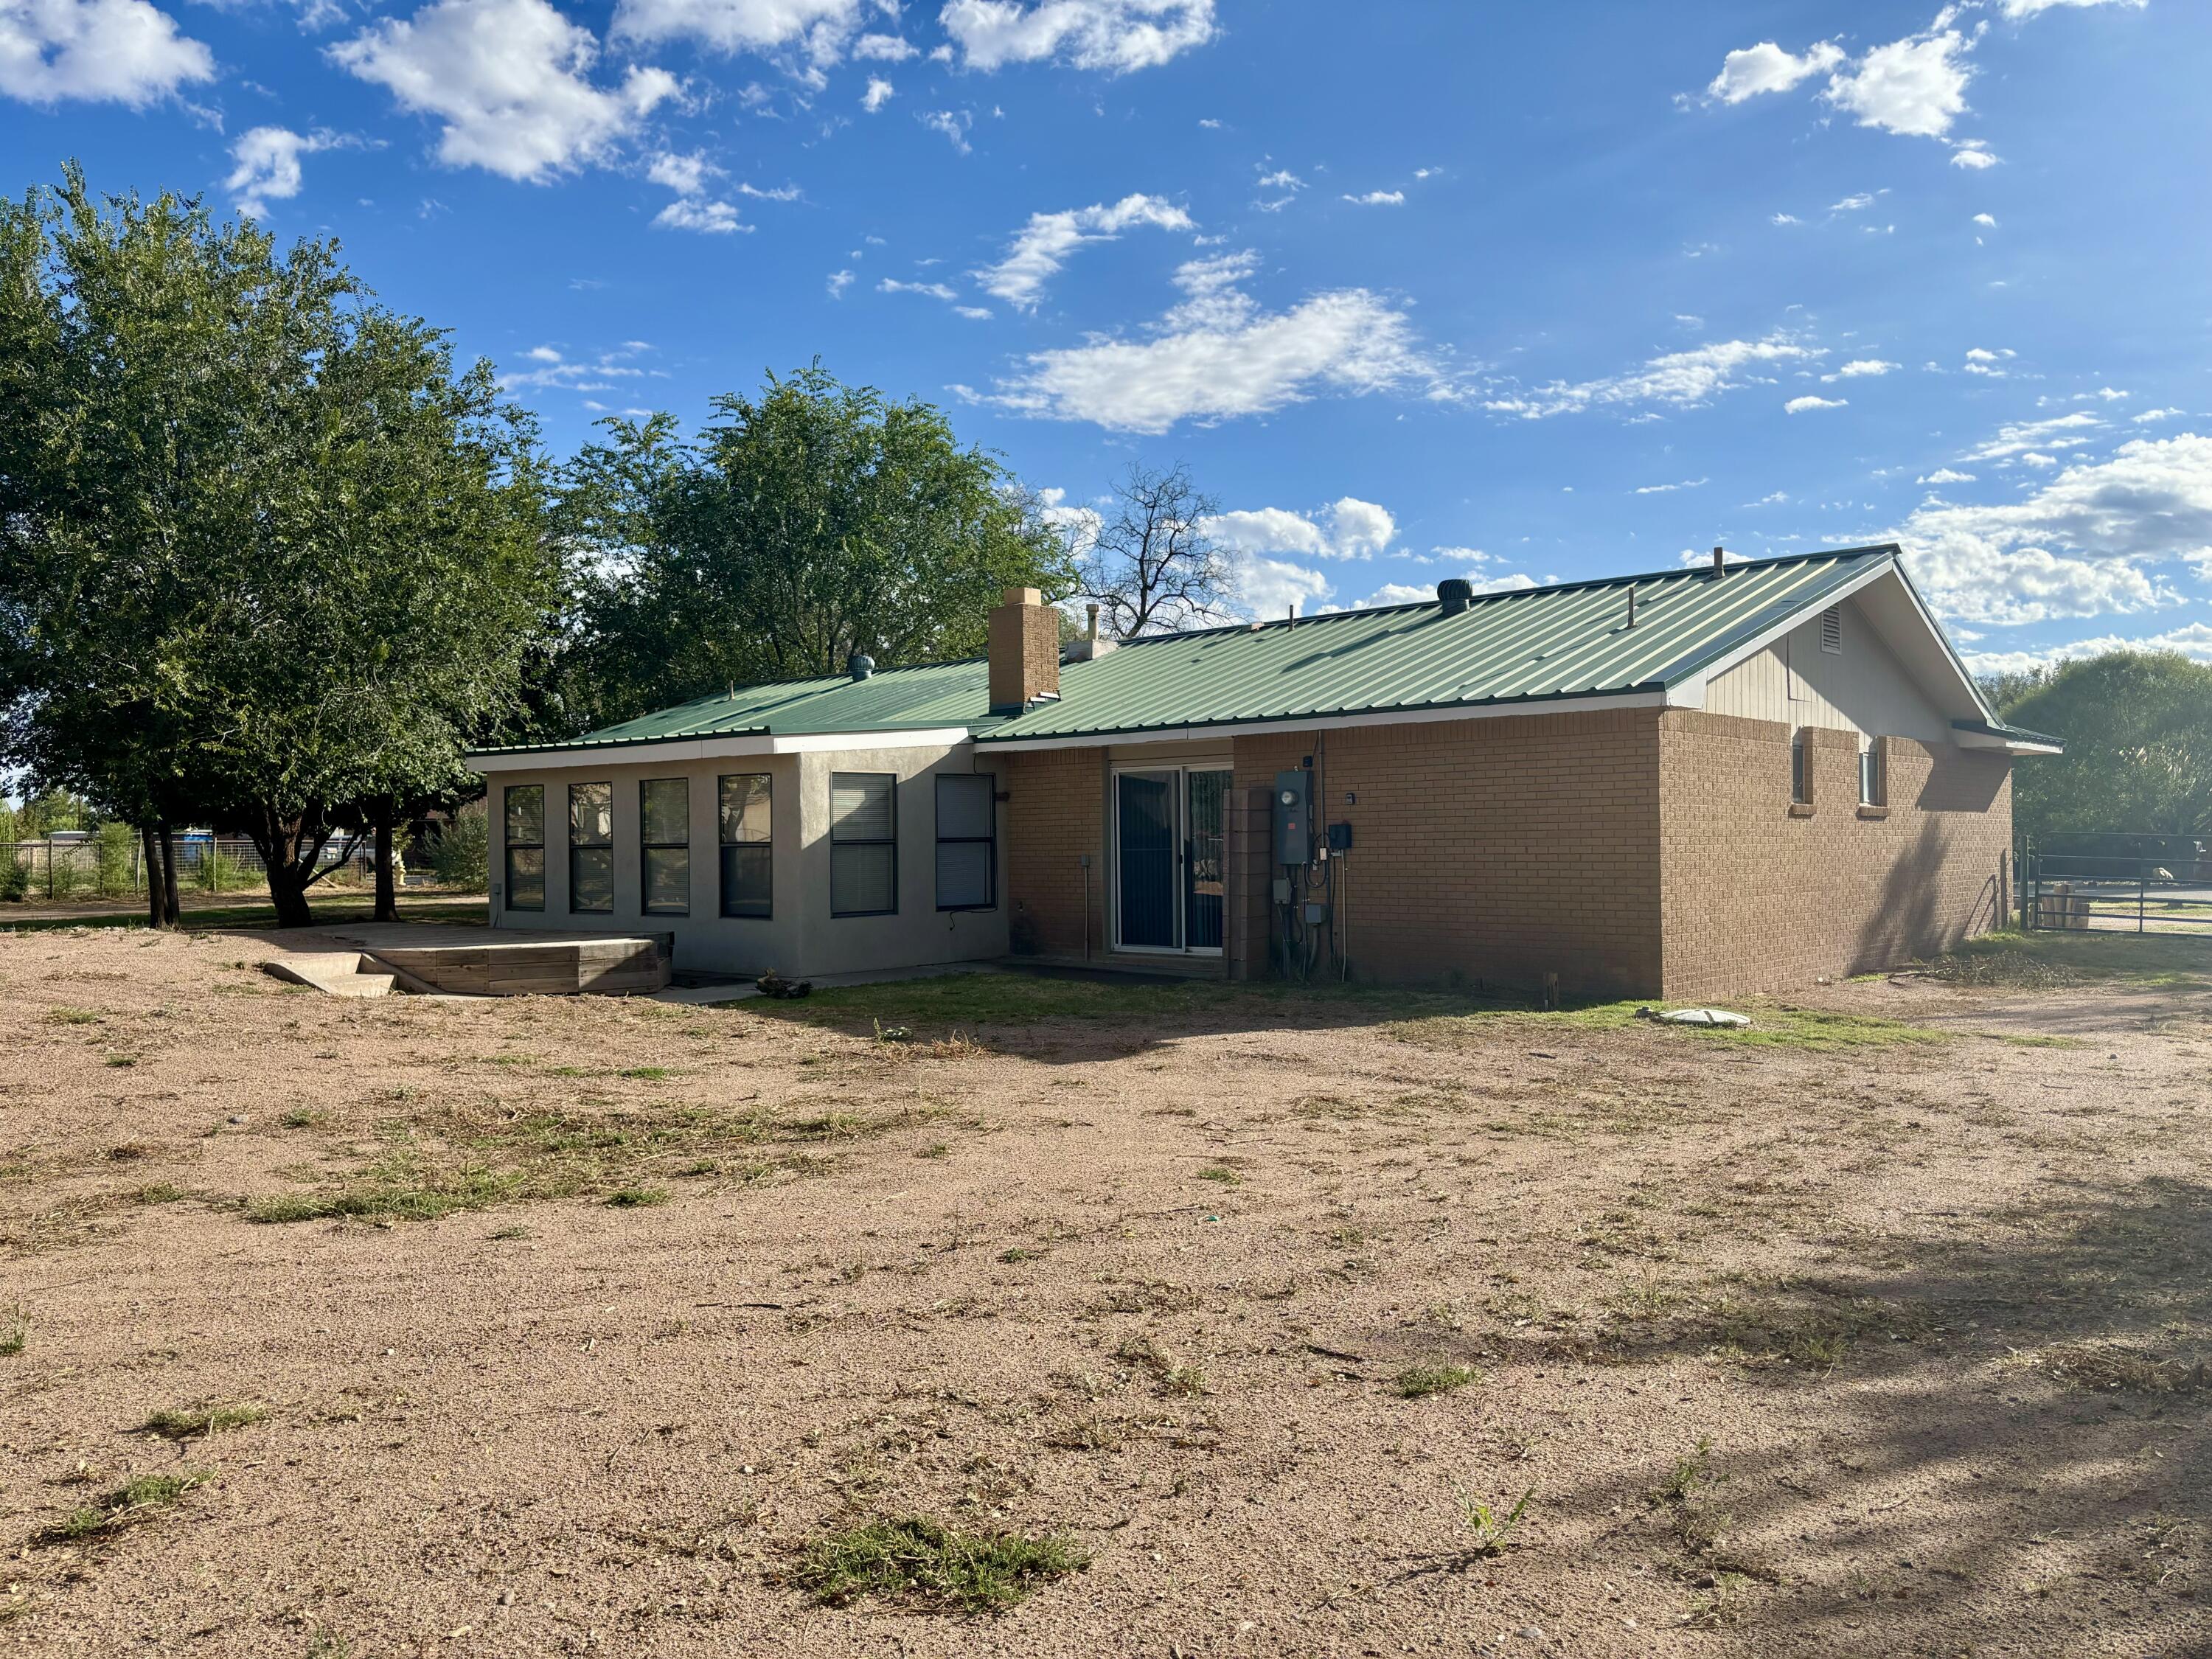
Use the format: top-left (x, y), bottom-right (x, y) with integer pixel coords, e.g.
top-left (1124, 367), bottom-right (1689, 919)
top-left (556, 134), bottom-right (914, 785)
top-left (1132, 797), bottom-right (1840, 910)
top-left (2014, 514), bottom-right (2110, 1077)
top-left (981, 544), bottom-right (1902, 743)
top-left (478, 657), bottom-right (1001, 755)
top-left (479, 544), bottom-right (1924, 757)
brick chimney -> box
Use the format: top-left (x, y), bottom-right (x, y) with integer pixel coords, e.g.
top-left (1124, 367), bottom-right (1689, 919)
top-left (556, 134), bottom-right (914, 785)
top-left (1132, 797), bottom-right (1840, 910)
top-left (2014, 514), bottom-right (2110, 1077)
top-left (988, 587), bottom-right (1060, 714)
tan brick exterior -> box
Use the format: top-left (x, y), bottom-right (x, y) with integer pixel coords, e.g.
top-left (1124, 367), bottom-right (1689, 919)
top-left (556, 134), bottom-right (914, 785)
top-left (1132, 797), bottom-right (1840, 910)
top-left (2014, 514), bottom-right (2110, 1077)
top-left (995, 703), bottom-right (2014, 1000)
top-left (1226, 711), bottom-right (1666, 995)
top-left (987, 589), bottom-right (1060, 714)
top-left (999, 747), bottom-right (1105, 957)
top-left (1657, 710), bottom-right (2012, 999)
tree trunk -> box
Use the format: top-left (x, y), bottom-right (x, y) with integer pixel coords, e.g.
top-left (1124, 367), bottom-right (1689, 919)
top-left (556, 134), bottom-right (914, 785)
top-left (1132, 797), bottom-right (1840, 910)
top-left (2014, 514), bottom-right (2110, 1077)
top-left (265, 857), bottom-right (315, 929)
top-left (156, 824), bottom-right (181, 926)
top-left (372, 801), bottom-right (399, 925)
top-left (142, 825), bottom-right (165, 929)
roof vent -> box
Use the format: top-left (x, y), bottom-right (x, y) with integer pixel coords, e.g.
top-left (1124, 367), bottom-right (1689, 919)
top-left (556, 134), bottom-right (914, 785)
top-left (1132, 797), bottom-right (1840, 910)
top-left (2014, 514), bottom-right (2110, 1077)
top-left (847, 653), bottom-right (874, 681)
top-left (1436, 577), bottom-right (1475, 616)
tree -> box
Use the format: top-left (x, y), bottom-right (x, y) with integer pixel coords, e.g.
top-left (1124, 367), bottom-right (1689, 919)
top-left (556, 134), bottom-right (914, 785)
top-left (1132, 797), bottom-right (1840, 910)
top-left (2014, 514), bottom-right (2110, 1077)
top-left (1995, 651), bottom-right (2212, 841)
top-left (1077, 462), bottom-right (1232, 638)
top-left (558, 366), bottom-right (1072, 727)
top-left (0, 167), bottom-right (558, 928)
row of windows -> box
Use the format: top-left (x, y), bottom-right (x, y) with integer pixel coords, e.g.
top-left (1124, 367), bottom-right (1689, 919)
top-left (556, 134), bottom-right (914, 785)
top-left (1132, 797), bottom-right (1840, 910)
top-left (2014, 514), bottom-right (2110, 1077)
top-left (500, 773), bottom-right (995, 919)
top-left (1790, 729), bottom-right (1888, 809)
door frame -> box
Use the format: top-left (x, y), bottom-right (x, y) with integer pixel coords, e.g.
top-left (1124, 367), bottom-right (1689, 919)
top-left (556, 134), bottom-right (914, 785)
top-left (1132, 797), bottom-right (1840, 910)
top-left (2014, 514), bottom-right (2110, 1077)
top-left (1110, 762), bottom-right (1231, 956)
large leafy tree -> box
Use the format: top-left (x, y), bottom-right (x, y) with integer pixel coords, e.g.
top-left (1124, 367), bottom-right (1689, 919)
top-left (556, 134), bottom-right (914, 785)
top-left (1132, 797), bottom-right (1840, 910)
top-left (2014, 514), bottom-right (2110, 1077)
top-left (558, 365), bottom-right (1072, 727)
top-left (0, 167), bottom-right (557, 927)
top-left (1994, 651), bottom-right (2212, 841)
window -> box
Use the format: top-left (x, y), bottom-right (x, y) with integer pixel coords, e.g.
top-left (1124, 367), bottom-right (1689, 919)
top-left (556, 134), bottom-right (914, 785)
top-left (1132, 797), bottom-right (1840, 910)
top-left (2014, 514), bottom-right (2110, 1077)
top-left (935, 773), bottom-right (997, 911)
top-left (718, 773), bottom-right (772, 919)
top-left (1790, 728), bottom-right (1811, 806)
top-left (1859, 737), bottom-right (1887, 807)
top-left (1820, 605), bottom-right (1843, 654)
top-left (568, 782), bottom-right (613, 913)
top-left (641, 778), bottom-right (689, 915)
top-left (504, 785), bottom-right (545, 911)
top-left (830, 772), bottom-right (897, 917)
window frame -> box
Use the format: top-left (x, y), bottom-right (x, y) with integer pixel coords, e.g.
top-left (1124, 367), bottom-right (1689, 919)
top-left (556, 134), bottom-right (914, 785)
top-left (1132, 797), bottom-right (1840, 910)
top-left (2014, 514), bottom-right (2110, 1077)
top-left (567, 781), bottom-right (614, 915)
top-left (1790, 728), bottom-right (1812, 807)
top-left (1859, 736), bottom-right (1888, 808)
top-left (829, 771), bottom-right (899, 919)
top-left (503, 785), bottom-right (545, 912)
top-left (933, 772), bottom-right (998, 913)
top-left (717, 773), bottom-right (773, 920)
top-left (639, 777), bottom-right (691, 917)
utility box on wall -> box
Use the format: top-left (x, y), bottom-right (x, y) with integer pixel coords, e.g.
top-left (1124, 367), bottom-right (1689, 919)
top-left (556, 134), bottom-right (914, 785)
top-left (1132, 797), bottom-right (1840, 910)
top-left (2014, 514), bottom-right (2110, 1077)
top-left (1272, 769), bottom-right (1311, 867)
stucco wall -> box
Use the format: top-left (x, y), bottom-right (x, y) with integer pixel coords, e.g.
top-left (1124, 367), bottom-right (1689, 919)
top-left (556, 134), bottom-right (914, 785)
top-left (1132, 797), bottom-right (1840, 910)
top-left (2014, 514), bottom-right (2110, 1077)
top-left (1657, 710), bottom-right (2013, 998)
top-left (483, 740), bottom-right (1009, 980)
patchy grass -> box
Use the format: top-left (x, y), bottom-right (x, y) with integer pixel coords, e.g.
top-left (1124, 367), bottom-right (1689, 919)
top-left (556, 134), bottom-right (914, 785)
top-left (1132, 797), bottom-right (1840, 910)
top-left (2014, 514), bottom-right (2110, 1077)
top-left (1393, 999), bottom-right (1947, 1054)
top-left (2040, 1340), bottom-right (2209, 1396)
top-left (43, 1007), bottom-right (102, 1026)
top-left (605, 1186), bottom-right (669, 1208)
top-left (41, 1471), bottom-right (207, 1545)
top-left (246, 1153), bottom-right (518, 1225)
top-left (786, 1517), bottom-right (1087, 1613)
top-left (1394, 1363), bottom-right (1482, 1399)
top-left (142, 1402), bottom-right (267, 1439)
top-left (1453, 1484), bottom-right (1535, 1557)
top-left (1195, 1166), bottom-right (1242, 1186)
top-left (0, 1304), bottom-right (24, 1357)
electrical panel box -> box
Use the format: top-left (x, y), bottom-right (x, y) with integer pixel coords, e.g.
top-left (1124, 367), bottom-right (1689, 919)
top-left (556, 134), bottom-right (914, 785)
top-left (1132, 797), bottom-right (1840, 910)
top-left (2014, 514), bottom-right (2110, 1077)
top-left (1326, 821), bottom-right (1353, 852)
top-left (1272, 769), bottom-right (1312, 867)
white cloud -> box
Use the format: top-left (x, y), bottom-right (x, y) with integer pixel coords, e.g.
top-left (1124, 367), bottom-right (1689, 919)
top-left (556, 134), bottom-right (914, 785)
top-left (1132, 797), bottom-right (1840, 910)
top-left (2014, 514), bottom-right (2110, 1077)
top-left (610, 0), bottom-right (863, 58)
top-left (880, 276), bottom-right (959, 300)
top-left (1205, 498), bottom-right (1397, 562)
top-left (1341, 189), bottom-right (1404, 206)
top-left (224, 126), bottom-right (350, 218)
top-left (852, 29), bottom-right (914, 58)
top-left (1484, 333), bottom-right (1823, 420)
top-left (975, 250), bottom-right (1441, 434)
top-left (2135, 408), bottom-right (2183, 423)
top-left (1901, 434), bottom-right (2212, 624)
top-left (1254, 168), bottom-right (1301, 191)
top-left (332, 0), bottom-right (676, 182)
top-left (1972, 212), bottom-right (1997, 227)
top-left (861, 74), bottom-right (892, 110)
top-left (1996, 0), bottom-right (2146, 15)
top-left (1235, 555), bottom-right (1332, 618)
top-left (1964, 622), bottom-right (2212, 679)
top-left (1785, 394), bottom-right (1848, 412)
top-left (1835, 358), bottom-right (1899, 377)
top-left (1919, 467), bottom-right (1977, 484)
top-left (954, 305), bottom-right (992, 320)
top-left (919, 108), bottom-right (970, 152)
top-left (826, 268), bottom-right (855, 297)
top-left (1950, 140), bottom-right (1998, 169)
top-left (1704, 38), bottom-right (1843, 103)
top-left (939, 0), bottom-right (1217, 74)
top-left (976, 192), bottom-right (1192, 310)
top-left (648, 149), bottom-right (746, 233)
top-left (1770, 212), bottom-right (1800, 226)
top-left (1824, 27), bottom-right (1973, 139)
top-left (1037, 486), bottom-right (1103, 559)
top-left (0, 0), bottom-right (213, 105)
top-left (1961, 411), bottom-right (2101, 462)
top-left (499, 341), bottom-right (653, 393)
top-left (1830, 192), bottom-right (1875, 212)
top-left (1632, 477), bottom-right (1708, 495)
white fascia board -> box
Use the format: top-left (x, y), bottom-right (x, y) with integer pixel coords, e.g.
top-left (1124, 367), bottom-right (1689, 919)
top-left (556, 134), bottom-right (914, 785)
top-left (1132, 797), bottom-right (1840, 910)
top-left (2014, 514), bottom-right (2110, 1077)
top-left (466, 726), bottom-right (974, 774)
top-left (1955, 731), bottom-right (2063, 756)
top-left (975, 690), bottom-right (1669, 753)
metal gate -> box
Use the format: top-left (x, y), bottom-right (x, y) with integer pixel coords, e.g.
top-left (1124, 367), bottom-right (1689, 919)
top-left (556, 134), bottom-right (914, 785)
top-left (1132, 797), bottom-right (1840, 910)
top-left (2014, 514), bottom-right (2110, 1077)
top-left (2020, 832), bottom-right (2212, 934)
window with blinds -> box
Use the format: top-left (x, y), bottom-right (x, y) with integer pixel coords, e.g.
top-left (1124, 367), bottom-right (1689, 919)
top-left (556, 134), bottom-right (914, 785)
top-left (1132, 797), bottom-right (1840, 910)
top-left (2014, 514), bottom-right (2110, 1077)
top-left (641, 778), bottom-right (689, 915)
top-left (935, 773), bottom-right (996, 911)
top-left (504, 785), bottom-right (544, 911)
top-left (568, 782), bottom-right (613, 914)
top-left (830, 772), bottom-right (897, 917)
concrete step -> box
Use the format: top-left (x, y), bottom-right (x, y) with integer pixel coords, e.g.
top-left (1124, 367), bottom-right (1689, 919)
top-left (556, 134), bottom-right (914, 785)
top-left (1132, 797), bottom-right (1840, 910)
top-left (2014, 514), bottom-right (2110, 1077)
top-left (324, 973), bottom-right (397, 998)
top-left (263, 953), bottom-right (397, 997)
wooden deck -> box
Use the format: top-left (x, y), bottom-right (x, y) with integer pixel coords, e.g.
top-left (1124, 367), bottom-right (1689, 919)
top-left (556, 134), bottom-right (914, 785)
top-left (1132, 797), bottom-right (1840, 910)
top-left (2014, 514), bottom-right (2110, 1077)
top-left (292, 923), bottom-right (673, 997)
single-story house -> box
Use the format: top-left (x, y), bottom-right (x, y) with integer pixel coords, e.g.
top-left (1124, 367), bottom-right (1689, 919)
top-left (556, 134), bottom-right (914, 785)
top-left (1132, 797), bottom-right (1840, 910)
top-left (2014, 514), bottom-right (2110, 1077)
top-left (465, 543), bottom-right (2059, 999)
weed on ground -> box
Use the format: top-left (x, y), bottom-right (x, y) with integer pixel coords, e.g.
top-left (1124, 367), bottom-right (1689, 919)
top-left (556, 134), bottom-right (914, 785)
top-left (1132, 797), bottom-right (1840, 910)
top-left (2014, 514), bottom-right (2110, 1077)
top-left (785, 1517), bottom-right (1087, 1613)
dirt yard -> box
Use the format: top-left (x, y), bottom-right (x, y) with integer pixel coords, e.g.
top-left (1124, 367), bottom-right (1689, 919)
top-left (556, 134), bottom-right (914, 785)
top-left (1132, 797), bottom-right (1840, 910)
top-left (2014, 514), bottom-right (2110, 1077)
top-left (2, 925), bottom-right (2208, 1658)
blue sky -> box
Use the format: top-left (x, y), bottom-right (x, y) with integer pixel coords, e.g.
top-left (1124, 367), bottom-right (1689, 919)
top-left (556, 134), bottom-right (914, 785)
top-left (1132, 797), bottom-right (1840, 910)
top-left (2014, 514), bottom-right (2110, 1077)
top-left (4, 0), bottom-right (2208, 672)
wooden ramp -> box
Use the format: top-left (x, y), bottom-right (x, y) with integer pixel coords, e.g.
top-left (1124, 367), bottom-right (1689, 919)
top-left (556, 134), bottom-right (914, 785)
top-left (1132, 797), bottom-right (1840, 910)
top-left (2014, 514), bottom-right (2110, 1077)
top-left (276, 923), bottom-right (673, 998)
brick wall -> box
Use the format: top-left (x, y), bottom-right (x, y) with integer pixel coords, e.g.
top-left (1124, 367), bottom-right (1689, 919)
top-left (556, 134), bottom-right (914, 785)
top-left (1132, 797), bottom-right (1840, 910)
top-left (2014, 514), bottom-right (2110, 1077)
top-left (1228, 709), bottom-right (1667, 997)
top-left (999, 748), bottom-right (1104, 956)
top-left (1657, 710), bottom-right (2013, 998)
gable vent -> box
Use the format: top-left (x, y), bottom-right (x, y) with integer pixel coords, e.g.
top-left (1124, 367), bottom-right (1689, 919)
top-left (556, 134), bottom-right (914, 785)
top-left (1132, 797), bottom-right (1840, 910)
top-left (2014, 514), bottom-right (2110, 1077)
top-left (1820, 606), bottom-right (1843, 654)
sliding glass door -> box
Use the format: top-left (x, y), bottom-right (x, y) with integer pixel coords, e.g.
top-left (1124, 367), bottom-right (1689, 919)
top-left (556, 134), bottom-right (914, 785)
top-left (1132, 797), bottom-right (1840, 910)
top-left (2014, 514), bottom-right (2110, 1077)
top-left (1114, 766), bottom-right (1231, 955)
